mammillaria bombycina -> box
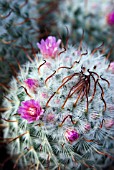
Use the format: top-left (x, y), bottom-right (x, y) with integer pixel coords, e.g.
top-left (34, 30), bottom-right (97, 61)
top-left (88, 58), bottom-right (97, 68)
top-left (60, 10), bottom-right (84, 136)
top-left (1, 36), bottom-right (114, 170)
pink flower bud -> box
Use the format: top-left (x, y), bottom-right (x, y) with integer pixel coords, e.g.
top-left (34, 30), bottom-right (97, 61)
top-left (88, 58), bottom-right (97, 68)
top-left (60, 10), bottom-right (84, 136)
top-left (65, 129), bottom-right (79, 142)
top-left (24, 78), bottom-right (38, 91)
top-left (109, 62), bottom-right (114, 73)
top-left (106, 11), bottom-right (114, 26)
top-left (104, 119), bottom-right (114, 129)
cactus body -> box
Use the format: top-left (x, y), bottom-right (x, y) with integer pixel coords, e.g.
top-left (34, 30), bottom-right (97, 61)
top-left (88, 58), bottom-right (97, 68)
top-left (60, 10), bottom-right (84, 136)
top-left (1, 36), bottom-right (114, 170)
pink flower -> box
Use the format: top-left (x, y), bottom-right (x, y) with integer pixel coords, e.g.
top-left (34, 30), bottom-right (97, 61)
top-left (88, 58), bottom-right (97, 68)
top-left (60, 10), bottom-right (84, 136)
top-left (109, 62), bottom-right (114, 73)
top-left (65, 129), bottom-right (79, 142)
top-left (24, 78), bottom-right (38, 91)
top-left (37, 36), bottom-right (61, 59)
top-left (106, 11), bottom-right (114, 26)
top-left (104, 119), bottom-right (114, 129)
top-left (18, 99), bottom-right (44, 123)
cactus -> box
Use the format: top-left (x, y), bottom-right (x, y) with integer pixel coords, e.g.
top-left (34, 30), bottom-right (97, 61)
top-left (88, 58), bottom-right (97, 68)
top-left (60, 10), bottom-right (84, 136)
top-left (1, 36), bottom-right (114, 170)
top-left (55, 0), bottom-right (114, 60)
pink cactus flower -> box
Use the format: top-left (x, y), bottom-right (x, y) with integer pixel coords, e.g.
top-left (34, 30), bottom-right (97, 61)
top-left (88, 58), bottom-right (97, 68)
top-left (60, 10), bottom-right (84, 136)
top-left (106, 11), bottom-right (114, 26)
top-left (104, 119), bottom-right (114, 129)
top-left (37, 36), bottom-right (61, 59)
top-left (65, 129), bottom-right (79, 142)
top-left (24, 78), bottom-right (38, 91)
top-left (18, 99), bottom-right (44, 123)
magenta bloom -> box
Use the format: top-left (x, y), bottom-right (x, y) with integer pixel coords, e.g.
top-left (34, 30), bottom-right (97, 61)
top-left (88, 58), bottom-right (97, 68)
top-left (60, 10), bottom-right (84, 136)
top-left (18, 99), bottom-right (44, 123)
top-left (37, 36), bottom-right (61, 59)
top-left (65, 129), bottom-right (79, 142)
top-left (24, 78), bottom-right (38, 91)
top-left (106, 11), bottom-right (114, 26)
